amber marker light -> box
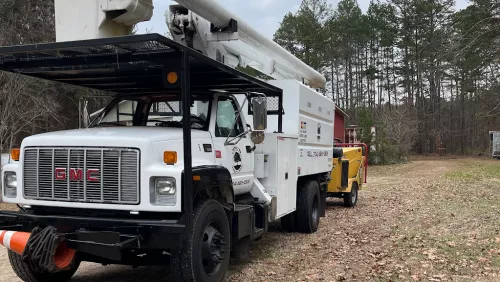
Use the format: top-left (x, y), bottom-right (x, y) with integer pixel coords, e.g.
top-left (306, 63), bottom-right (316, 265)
top-left (10, 148), bottom-right (20, 161)
top-left (164, 151), bottom-right (178, 165)
top-left (166, 71), bottom-right (178, 84)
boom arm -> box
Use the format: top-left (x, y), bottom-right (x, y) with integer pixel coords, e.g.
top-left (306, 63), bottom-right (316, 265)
top-left (166, 0), bottom-right (326, 88)
top-left (53, 0), bottom-right (326, 88)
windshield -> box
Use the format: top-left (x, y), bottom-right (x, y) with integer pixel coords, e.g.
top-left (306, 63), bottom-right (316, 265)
top-left (90, 95), bottom-right (211, 130)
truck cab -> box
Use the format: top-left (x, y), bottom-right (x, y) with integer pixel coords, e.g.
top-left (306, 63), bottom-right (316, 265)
top-left (4, 92), bottom-right (262, 213)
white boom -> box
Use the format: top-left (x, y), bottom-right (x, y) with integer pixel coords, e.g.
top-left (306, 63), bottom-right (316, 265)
top-left (167, 0), bottom-right (326, 88)
top-left (53, 0), bottom-right (326, 88)
top-left (54, 0), bottom-right (153, 42)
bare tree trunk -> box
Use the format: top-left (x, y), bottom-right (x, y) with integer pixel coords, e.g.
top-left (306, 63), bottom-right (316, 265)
top-left (345, 57), bottom-right (349, 109)
top-left (336, 61), bottom-right (341, 107)
top-left (386, 48), bottom-right (391, 109)
top-left (349, 57), bottom-right (354, 111)
top-left (460, 73), bottom-right (466, 155)
top-left (450, 77), bottom-right (454, 153)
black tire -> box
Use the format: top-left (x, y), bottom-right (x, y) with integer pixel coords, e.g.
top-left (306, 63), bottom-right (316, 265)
top-left (280, 212), bottom-right (296, 232)
top-left (296, 180), bottom-right (320, 233)
top-left (8, 250), bottom-right (79, 282)
top-left (173, 199), bottom-right (230, 282)
top-left (343, 182), bottom-right (358, 207)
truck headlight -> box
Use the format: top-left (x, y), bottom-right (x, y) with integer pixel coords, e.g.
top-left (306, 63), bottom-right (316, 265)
top-left (151, 177), bottom-right (177, 206)
top-left (3, 172), bottom-right (17, 198)
top-left (156, 178), bottom-right (176, 195)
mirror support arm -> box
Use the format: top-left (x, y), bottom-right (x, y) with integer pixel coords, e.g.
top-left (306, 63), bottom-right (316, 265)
top-left (224, 93), bottom-right (250, 146)
top-left (224, 92), bottom-right (267, 146)
top-left (79, 97), bottom-right (90, 129)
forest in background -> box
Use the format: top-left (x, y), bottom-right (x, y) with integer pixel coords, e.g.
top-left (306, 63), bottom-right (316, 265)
top-left (0, 0), bottom-right (499, 162)
top-left (274, 0), bottom-right (500, 161)
top-left (0, 0), bottom-right (111, 153)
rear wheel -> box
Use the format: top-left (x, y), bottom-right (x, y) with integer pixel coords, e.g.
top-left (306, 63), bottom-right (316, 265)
top-left (296, 180), bottom-right (320, 233)
top-left (8, 250), bottom-right (79, 282)
top-left (172, 199), bottom-right (230, 282)
top-left (343, 182), bottom-right (358, 207)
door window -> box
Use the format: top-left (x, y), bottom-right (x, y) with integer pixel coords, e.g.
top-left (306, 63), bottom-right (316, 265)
top-left (216, 97), bottom-right (245, 137)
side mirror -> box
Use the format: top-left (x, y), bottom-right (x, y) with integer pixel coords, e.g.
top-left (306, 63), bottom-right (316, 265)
top-left (250, 96), bottom-right (267, 145)
top-left (252, 96), bottom-right (267, 131)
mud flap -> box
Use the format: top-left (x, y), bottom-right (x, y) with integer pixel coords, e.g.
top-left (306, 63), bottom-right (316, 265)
top-left (319, 188), bottom-right (327, 217)
top-left (233, 204), bottom-right (253, 241)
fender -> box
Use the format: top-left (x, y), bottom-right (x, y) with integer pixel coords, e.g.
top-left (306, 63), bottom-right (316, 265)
top-left (190, 165), bottom-right (234, 204)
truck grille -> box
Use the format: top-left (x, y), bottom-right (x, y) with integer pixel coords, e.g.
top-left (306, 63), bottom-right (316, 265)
top-left (23, 147), bottom-right (140, 204)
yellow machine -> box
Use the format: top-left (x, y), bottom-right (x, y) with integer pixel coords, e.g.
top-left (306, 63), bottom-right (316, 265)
top-left (328, 144), bottom-right (367, 207)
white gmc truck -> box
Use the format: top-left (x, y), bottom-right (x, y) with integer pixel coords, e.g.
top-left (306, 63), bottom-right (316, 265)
top-left (0, 1), bottom-right (335, 282)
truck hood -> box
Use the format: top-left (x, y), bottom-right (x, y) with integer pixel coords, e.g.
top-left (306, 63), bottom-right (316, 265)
top-left (22, 127), bottom-right (211, 148)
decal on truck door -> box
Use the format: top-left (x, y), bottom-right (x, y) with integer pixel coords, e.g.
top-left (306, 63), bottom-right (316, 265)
top-left (232, 147), bottom-right (242, 172)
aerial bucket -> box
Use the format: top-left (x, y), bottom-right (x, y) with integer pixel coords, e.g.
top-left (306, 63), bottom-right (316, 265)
top-left (0, 230), bottom-right (76, 269)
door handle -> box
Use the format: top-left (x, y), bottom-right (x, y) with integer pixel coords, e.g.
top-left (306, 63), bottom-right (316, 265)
top-left (285, 173), bottom-right (288, 180)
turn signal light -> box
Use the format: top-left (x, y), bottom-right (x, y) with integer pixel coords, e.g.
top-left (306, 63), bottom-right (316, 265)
top-left (164, 151), bottom-right (178, 165)
top-left (10, 148), bottom-right (20, 161)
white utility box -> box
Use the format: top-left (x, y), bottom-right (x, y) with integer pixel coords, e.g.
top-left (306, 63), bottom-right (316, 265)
top-left (239, 79), bottom-right (334, 178)
top-left (490, 131), bottom-right (500, 158)
top-left (255, 134), bottom-right (298, 218)
top-left (240, 80), bottom-right (335, 219)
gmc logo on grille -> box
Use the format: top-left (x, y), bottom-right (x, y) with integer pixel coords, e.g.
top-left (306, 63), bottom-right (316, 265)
top-left (55, 168), bottom-right (99, 182)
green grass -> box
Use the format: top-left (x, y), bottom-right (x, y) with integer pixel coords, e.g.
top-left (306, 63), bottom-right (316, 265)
top-left (445, 162), bottom-right (500, 181)
top-left (389, 161), bottom-right (500, 279)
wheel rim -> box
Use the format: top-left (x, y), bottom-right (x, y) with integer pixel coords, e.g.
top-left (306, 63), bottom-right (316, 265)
top-left (312, 195), bottom-right (319, 225)
top-left (200, 222), bottom-right (226, 276)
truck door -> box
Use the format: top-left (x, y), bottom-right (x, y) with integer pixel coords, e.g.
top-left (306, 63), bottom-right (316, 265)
top-left (212, 95), bottom-right (254, 195)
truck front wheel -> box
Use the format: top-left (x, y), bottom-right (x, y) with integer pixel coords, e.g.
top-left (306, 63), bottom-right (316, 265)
top-left (8, 250), bottom-right (79, 282)
top-left (296, 180), bottom-right (320, 233)
top-left (173, 199), bottom-right (230, 282)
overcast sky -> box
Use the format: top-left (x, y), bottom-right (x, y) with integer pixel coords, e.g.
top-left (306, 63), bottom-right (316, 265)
top-left (138, 0), bottom-right (470, 39)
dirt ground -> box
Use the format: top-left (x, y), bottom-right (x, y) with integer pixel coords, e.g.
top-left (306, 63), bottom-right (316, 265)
top-left (0, 157), bottom-right (499, 281)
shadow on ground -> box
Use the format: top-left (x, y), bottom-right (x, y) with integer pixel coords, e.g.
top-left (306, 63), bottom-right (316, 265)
top-left (71, 228), bottom-right (284, 281)
top-left (71, 199), bottom-right (350, 281)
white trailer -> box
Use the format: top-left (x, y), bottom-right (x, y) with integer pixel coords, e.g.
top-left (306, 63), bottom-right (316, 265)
top-left (0, 1), bottom-right (335, 281)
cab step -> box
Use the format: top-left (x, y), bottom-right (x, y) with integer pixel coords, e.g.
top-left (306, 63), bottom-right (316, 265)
top-left (232, 203), bottom-right (268, 241)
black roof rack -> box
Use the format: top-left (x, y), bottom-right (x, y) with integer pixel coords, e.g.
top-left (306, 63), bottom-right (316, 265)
top-left (0, 33), bottom-right (282, 96)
